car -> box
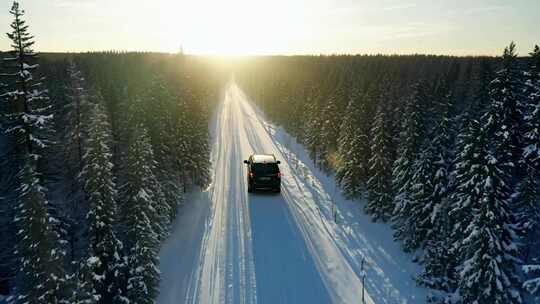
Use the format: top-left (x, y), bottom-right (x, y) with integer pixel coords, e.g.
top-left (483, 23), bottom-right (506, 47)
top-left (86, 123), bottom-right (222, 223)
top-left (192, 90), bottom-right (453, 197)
top-left (243, 154), bottom-right (282, 193)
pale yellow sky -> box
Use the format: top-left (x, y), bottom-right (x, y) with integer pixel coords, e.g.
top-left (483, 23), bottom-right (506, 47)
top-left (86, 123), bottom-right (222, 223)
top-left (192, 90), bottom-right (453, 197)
top-left (0, 0), bottom-right (539, 56)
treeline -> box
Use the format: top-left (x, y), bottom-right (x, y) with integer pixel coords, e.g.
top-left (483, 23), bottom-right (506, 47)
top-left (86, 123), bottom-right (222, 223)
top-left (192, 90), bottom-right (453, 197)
top-left (0, 2), bottom-right (219, 303)
top-left (236, 45), bottom-right (540, 303)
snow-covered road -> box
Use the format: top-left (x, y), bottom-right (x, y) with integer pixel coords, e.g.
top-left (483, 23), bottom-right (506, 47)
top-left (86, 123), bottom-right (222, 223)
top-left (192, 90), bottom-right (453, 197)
top-left (157, 83), bottom-right (428, 304)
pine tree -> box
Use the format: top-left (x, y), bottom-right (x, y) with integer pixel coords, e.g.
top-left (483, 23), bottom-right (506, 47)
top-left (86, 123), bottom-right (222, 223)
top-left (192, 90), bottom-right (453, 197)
top-left (366, 100), bottom-right (393, 221)
top-left (416, 84), bottom-right (456, 294)
top-left (187, 100), bottom-right (211, 189)
top-left (523, 264), bottom-right (540, 296)
top-left (397, 143), bottom-right (436, 252)
top-left (417, 229), bottom-right (457, 299)
top-left (400, 83), bottom-right (454, 251)
top-left (63, 60), bottom-right (90, 263)
top-left (1, 2), bottom-right (68, 302)
top-left (14, 156), bottom-right (69, 303)
top-left (448, 83), bottom-right (523, 303)
top-left (172, 96), bottom-right (191, 194)
top-left (484, 42), bottom-right (526, 167)
top-left (319, 92), bottom-right (340, 171)
top-left (520, 45), bottom-right (540, 298)
top-left (133, 90), bottom-right (173, 240)
top-left (412, 140), bottom-right (456, 296)
top-left (523, 45), bottom-right (540, 170)
top-left (304, 89), bottom-right (323, 167)
top-left (67, 258), bottom-right (99, 304)
top-left (122, 127), bottom-right (161, 304)
top-left (457, 135), bottom-right (522, 304)
top-left (425, 85), bottom-right (453, 243)
top-left (514, 165), bottom-right (540, 262)
top-left (449, 117), bottom-right (484, 247)
top-left (423, 116), bottom-right (485, 300)
top-left (392, 82), bottom-right (426, 242)
top-left (80, 102), bottom-right (123, 303)
top-left (1, 1), bottom-right (51, 155)
top-left (336, 85), bottom-right (371, 198)
top-left (176, 89), bottom-right (211, 190)
top-left (144, 78), bottom-right (180, 232)
top-left (0, 72), bottom-right (17, 297)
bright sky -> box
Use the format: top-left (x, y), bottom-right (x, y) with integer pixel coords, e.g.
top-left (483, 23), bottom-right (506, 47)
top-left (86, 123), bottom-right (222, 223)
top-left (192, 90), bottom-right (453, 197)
top-left (0, 0), bottom-right (539, 56)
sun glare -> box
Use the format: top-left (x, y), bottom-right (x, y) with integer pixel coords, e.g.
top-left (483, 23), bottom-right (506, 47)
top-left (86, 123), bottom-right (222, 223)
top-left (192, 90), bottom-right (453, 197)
top-left (156, 0), bottom-right (311, 55)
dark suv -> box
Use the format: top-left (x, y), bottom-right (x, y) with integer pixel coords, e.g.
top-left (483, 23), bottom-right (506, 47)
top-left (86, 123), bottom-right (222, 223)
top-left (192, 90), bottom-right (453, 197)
top-left (243, 154), bottom-right (282, 193)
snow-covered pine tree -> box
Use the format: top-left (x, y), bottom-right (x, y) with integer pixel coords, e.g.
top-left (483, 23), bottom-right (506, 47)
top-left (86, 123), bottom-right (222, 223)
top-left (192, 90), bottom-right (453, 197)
top-left (64, 60), bottom-right (88, 169)
top-left (424, 82), bottom-right (453, 243)
top-left (172, 96), bottom-right (191, 194)
top-left (446, 61), bottom-right (494, 232)
top-left (416, 82), bottom-right (456, 294)
top-left (465, 59), bottom-right (494, 123)
top-left (188, 98), bottom-right (211, 189)
top-left (396, 142), bottom-right (436, 252)
top-left (145, 79), bottom-right (183, 228)
top-left (0, 61), bottom-right (17, 297)
top-left (63, 60), bottom-right (90, 263)
top-left (335, 84), bottom-right (371, 198)
top-left (418, 228), bottom-right (457, 301)
top-left (122, 126), bottom-right (160, 304)
top-left (413, 140), bottom-right (456, 296)
top-left (1, 2), bottom-right (68, 302)
top-left (177, 89), bottom-right (211, 190)
top-left (189, 119), bottom-right (211, 189)
top-left (366, 97), bottom-right (393, 221)
top-left (520, 45), bottom-right (540, 298)
top-left (457, 128), bottom-right (522, 304)
top-left (391, 82), bottom-right (426, 242)
top-left (523, 45), bottom-right (540, 170)
top-left (304, 88), bottom-right (323, 167)
top-left (401, 81), bottom-right (455, 252)
top-left (286, 89), bottom-right (306, 136)
top-left (484, 42), bottom-right (526, 168)
top-left (523, 264), bottom-right (540, 297)
top-left (148, 78), bottom-right (186, 227)
top-left (296, 85), bottom-right (315, 144)
top-left (514, 165), bottom-right (540, 262)
top-left (80, 101), bottom-right (123, 303)
top-left (67, 258), bottom-right (99, 304)
top-left (123, 93), bottom-right (168, 241)
top-left (14, 156), bottom-right (69, 303)
top-left (319, 91), bottom-right (340, 171)
top-left (449, 117), bottom-right (484, 249)
top-left (1, 1), bottom-right (52, 156)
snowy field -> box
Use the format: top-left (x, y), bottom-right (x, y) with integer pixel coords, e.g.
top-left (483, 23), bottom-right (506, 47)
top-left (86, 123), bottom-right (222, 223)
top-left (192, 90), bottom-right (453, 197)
top-left (157, 83), bottom-right (429, 304)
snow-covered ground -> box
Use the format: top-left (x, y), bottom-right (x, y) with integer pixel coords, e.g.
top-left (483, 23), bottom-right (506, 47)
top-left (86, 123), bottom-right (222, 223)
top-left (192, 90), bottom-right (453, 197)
top-left (157, 83), bottom-right (429, 304)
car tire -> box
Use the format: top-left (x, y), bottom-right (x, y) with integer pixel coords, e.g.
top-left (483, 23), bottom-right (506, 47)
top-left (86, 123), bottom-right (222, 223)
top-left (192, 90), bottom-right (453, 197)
top-left (248, 183), bottom-right (252, 193)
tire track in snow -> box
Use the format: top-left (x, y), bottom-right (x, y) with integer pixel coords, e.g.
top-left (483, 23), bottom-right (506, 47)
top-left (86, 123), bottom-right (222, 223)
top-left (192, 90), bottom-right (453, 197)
top-left (230, 85), bottom-right (375, 304)
top-left (185, 88), bottom-right (257, 304)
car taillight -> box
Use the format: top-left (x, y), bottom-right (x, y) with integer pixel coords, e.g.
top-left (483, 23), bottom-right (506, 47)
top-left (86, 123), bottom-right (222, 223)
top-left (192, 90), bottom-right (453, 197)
top-left (277, 172), bottom-right (282, 177)
top-left (249, 172), bottom-right (254, 178)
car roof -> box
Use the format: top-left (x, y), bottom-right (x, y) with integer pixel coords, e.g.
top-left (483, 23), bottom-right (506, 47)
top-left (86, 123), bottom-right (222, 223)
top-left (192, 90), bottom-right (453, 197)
top-left (251, 154), bottom-right (277, 163)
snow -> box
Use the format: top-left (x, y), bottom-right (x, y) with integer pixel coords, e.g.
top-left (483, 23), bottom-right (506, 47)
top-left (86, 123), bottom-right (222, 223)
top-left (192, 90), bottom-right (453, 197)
top-left (157, 83), bottom-right (428, 304)
top-left (524, 265), bottom-right (540, 273)
top-left (136, 189), bottom-right (151, 201)
top-left (87, 256), bottom-right (100, 266)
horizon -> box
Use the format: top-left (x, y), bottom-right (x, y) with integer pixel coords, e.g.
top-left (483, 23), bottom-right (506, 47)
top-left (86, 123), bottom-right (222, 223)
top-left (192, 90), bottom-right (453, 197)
top-left (1, 0), bottom-right (539, 57)
top-left (15, 50), bottom-right (535, 58)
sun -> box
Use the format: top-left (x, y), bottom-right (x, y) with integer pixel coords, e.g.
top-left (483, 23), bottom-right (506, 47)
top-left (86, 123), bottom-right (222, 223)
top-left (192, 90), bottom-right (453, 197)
top-left (156, 0), bottom-right (310, 55)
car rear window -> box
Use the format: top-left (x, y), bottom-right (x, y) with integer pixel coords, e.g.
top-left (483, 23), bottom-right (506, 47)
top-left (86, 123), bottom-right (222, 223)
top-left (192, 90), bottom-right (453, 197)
top-left (252, 163), bottom-right (279, 175)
